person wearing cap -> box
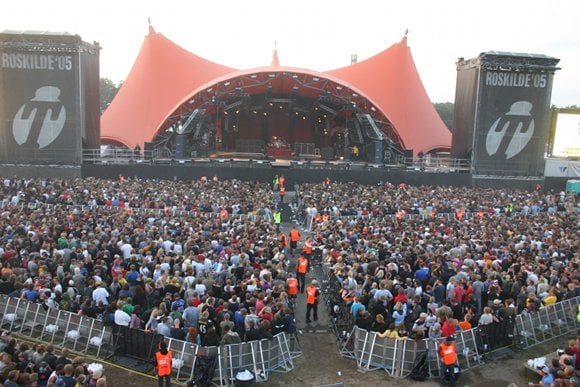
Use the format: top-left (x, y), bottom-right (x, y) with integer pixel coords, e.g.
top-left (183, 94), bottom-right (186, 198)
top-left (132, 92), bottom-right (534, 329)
top-left (438, 335), bottom-right (458, 386)
top-left (305, 279), bottom-right (320, 324)
top-left (155, 340), bottom-right (172, 387)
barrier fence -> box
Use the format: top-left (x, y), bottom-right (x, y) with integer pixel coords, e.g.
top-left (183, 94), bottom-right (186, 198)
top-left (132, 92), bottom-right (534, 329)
top-left (345, 296), bottom-right (579, 379)
top-left (0, 199), bottom-right (270, 223)
top-left (0, 294), bottom-right (301, 384)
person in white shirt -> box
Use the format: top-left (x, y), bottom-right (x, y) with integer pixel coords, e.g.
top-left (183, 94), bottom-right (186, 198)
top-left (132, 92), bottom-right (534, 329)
top-left (92, 282), bottom-right (109, 306)
top-left (114, 301), bottom-right (131, 326)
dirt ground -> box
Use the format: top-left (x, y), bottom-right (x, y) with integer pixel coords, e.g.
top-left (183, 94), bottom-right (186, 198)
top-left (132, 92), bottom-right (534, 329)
top-left (101, 332), bottom-right (570, 386)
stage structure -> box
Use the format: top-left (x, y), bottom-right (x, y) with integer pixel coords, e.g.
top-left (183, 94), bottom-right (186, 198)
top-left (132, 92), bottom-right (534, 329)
top-left (0, 31), bottom-right (100, 165)
top-left (452, 51), bottom-right (560, 176)
top-left (101, 27), bottom-right (452, 164)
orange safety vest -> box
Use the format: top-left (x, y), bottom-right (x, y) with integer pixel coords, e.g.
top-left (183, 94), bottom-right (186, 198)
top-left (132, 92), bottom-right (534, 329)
top-left (304, 240), bottom-right (312, 254)
top-left (297, 257), bottom-right (308, 274)
top-left (156, 350), bottom-right (173, 376)
top-left (306, 286), bottom-right (318, 304)
top-left (439, 342), bottom-right (457, 365)
top-left (280, 186), bottom-right (286, 195)
top-left (322, 214), bottom-right (329, 222)
top-left (456, 209), bottom-right (464, 220)
top-left (219, 209), bottom-right (229, 220)
top-left (290, 229), bottom-right (300, 242)
top-left (287, 278), bottom-right (298, 295)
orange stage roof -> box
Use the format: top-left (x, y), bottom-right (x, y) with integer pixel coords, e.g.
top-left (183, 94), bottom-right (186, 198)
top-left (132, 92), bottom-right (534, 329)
top-left (101, 28), bottom-right (451, 154)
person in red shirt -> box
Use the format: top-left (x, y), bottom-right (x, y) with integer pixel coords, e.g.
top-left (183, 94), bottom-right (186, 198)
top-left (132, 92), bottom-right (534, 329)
top-left (441, 318), bottom-right (458, 337)
top-left (393, 287), bottom-right (408, 305)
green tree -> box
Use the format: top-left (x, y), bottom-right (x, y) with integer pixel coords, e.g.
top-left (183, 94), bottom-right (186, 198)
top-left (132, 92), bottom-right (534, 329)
top-left (100, 78), bottom-right (120, 113)
top-left (433, 102), bottom-right (454, 132)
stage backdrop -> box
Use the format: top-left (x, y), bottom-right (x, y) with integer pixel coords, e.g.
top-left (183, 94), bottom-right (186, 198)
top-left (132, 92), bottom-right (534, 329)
top-left (0, 31), bottom-right (100, 164)
top-left (452, 52), bottom-right (560, 176)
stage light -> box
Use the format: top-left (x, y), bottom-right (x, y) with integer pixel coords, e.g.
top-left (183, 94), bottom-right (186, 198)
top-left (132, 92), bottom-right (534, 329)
top-left (250, 74), bottom-right (257, 79)
top-left (336, 86), bottom-right (343, 90)
top-left (352, 93), bottom-right (358, 97)
top-left (224, 81), bottom-right (230, 86)
top-left (313, 77), bottom-right (320, 81)
top-left (268, 74), bottom-right (276, 78)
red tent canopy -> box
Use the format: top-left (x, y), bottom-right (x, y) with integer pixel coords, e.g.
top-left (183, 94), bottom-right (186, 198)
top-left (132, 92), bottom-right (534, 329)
top-left (327, 36), bottom-right (451, 154)
top-left (101, 28), bottom-right (450, 155)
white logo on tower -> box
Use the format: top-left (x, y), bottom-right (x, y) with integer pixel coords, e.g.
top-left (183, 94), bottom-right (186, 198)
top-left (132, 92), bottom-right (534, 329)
top-left (12, 86), bottom-right (66, 149)
top-left (485, 101), bottom-right (535, 159)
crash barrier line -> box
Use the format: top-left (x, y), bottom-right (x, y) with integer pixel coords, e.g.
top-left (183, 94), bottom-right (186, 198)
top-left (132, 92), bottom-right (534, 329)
top-left (348, 296), bottom-right (579, 379)
top-left (303, 208), bottom-right (568, 232)
top-left (0, 295), bottom-right (301, 384)
top-left (0, 200), bottom-right (269, 223)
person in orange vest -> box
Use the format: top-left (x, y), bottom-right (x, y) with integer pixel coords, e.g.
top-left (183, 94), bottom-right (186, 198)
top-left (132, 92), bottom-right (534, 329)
top-left (438, 335), bottom-right (458, 386)
top-left (296, 254), bottom-right (309, 293)
top-left (289, 227), bottom-right (300, 257)
top-left (279, 185), bottom-right (286, 203)
top-left (286, 272), bottom-right (299, 301)
top-left (305, 279), bottom-right (320, 324)
top-left (278, 175), bottom-right (285, 188)
top-left (303, 237), bottom-right (313, 259)
top-left (155, 340), bottom-right (173, 387)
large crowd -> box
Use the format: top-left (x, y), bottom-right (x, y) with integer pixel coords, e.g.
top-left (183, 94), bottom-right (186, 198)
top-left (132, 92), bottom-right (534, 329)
top-left (300, 180), bottom-right (579, 384)
top-left (0, 176), bottom-right (578, 385)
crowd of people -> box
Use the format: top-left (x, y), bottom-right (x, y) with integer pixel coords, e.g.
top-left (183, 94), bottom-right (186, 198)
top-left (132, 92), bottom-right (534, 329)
top-left (299, 180), bottom-right (578, 384)
top-left (0, 331), bottom-right (106, 386)
top-left (0, 176), bottom-right (578, 385)
top-left (0, 176), bottom-right (296, 358)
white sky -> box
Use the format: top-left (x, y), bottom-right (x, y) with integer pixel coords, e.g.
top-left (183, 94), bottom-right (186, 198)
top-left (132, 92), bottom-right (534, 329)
top-left (2, 0), bottom-right (579, 106)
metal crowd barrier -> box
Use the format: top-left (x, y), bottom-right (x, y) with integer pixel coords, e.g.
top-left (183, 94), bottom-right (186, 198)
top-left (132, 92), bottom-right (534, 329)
top-left (347, 296), bottom-right (579, 380)
top-left (0, 295), bottom-right (114, 358)
top-left (0, 199), bottom-right (269, 223)
top-left (514, 296), bottom-right (579, 349)
top-left (0, 295), bottom-right (301, 384)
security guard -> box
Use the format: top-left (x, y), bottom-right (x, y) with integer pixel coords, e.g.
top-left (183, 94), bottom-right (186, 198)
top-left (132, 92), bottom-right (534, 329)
top-left (273, 209), bottom-right (282, 233)
top-left (296, 254), bottom-right (309, 293)
top-left (306, 280), bottom-right (320, 324)
top-left (286, 273), bottom-right (298, 301)
top-left (156, 340), bottom-right (173, 387)
top-left (438, 335), bottom-right (457, 386)
top-left (289, 227), bottom-right (300, 257)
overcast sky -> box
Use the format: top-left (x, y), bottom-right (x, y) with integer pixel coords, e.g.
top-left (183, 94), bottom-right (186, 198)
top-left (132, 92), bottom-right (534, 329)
top-left (2, 0), bottom-right (579, 106)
